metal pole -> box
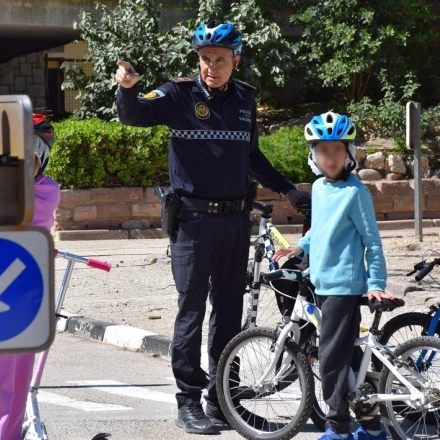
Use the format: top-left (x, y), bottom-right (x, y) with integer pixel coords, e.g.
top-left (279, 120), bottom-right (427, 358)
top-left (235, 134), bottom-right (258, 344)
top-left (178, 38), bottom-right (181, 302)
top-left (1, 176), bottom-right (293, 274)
top-left (407, 102), bottom-right (423, 242)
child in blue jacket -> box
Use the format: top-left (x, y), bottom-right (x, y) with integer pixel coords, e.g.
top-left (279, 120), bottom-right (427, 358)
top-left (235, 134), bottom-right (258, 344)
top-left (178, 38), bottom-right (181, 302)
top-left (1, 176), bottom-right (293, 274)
top-left (274, 112), bottom-right (395, 440)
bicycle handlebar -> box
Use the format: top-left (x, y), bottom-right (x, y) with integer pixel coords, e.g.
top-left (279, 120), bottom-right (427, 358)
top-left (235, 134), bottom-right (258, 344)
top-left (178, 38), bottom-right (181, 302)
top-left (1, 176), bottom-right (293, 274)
top-left (87, 258), bottom-right (112, 272)
top-left (413, 258), bottom-right (440, 281)
top-left (54, 250), bottom-right (112, 272)
top-left (262, 269), bottom-right (303, 283)
top-left (415, 262), bottom-right (435, 282)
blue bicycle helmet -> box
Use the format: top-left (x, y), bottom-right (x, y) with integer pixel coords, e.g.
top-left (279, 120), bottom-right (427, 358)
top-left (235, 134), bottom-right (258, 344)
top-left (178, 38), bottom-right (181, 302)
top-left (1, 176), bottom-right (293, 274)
top-left (192, 21), bottom-right (243, 55)
top-left (305, 111), bottom-right (356, 143)
top-left (305, 112), bottom-right (358, 179)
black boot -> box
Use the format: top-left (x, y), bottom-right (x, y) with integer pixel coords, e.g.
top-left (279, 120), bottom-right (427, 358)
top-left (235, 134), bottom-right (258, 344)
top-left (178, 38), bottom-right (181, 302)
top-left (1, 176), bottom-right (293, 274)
top-left (205, 401), bottom-right (229, 426)
top-left (175, 403), bottom-right (216, 434)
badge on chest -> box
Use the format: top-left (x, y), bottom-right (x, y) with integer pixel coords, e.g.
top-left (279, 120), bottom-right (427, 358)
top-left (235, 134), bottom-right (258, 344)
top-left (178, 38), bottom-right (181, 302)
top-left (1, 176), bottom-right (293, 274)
top-left (195, 102), bottom-right (210, 120)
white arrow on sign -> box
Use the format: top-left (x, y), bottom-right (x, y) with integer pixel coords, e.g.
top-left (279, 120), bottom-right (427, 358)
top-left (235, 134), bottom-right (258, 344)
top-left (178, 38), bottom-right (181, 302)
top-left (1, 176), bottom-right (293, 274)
top-left (0, 258), bottom-right (26, 313)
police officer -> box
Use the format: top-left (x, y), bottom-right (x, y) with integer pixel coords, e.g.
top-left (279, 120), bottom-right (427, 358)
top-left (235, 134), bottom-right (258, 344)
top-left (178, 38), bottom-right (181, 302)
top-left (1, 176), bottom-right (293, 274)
top-left (115, 21), bottom-right (310, 435)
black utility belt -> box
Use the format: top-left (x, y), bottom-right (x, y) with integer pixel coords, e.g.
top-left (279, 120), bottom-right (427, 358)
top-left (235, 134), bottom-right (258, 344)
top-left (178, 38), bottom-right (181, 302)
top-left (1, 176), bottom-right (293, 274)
top-left (180, 196), bottom-right (249, 215)
top-left (155, 182), bottom-right (257, 236)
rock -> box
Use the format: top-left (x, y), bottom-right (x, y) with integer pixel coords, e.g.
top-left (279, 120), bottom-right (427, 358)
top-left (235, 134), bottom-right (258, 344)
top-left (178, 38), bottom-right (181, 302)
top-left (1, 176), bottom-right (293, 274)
top-left (358, 169), bottom-right (382, 181)
top-left (257, 122), bottom-right (266, 134)
top-left (355, 148), bottom-right (367, 163)
top-left (386, 172), bottom-right (403, 181)
top-left (407, 156), bottom-right (431, 178)
top-left (365, 152), bottom-right (385, 170)
top-left (269, 124), bottom-right (281, 134)
top-left (386, 154), bottom-right (406, 174)
top-left (286, 116), bottom-right (309, 127)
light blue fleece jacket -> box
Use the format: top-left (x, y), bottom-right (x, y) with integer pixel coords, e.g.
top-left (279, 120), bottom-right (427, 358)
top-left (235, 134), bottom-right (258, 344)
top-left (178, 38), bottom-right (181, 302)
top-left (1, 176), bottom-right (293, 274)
top-left (298, 174), bottom-right (387, 296)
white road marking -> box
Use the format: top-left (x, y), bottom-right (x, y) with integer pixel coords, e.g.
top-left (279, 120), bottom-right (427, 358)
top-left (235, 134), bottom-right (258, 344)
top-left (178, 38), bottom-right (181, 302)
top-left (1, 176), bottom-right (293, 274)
top-left (38, 391), bottom-right (131, 412)
top-left (0, 258), bottom-right (26, 313)
top-left (67, 380), bottom-right (176, 404)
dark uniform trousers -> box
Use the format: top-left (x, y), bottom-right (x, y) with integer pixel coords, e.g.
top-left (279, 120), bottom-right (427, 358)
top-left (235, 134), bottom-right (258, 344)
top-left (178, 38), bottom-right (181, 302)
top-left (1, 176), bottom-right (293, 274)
top-left (171, 209), bottom-right (252, 408)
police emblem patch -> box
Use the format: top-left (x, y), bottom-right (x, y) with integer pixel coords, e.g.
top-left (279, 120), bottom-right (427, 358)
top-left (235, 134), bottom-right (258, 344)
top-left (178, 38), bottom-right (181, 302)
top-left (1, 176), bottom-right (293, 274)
top-left (143, 90), bottom-right (165, 99)
top-left (195, 102), bottom-right (210, 120)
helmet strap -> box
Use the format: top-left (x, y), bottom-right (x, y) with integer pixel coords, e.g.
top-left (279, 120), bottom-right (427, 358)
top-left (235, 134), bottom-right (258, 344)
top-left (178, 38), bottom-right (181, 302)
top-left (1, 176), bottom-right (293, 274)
top-left (196, 73), bottom-right (231, 101)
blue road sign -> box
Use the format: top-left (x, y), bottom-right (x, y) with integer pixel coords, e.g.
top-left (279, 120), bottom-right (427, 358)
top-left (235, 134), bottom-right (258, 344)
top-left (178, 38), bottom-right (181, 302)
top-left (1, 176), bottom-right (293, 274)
top-left (0, 238), bottom-right (44, 341)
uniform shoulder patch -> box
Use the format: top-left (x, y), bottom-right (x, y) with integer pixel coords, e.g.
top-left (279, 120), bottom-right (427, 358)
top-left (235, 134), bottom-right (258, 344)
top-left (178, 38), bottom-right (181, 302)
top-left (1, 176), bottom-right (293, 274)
top-left (143, 89), bottom-right (166, 100)
top-left (170, 77), bottom-right (195, 84)
top-left (234, 79), bottom-right (256, 90)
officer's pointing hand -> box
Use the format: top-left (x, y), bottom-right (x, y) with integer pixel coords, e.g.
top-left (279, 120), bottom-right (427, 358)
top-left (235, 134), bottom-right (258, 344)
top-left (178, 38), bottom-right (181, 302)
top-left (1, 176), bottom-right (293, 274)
top-left (115, 61), bottom-right (140, 89)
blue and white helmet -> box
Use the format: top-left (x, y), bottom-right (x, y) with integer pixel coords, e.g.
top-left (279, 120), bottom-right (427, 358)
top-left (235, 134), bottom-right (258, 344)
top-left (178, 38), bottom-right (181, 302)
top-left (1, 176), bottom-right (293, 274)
top-left (192, 21), bottom-right (243, 55)
top-left (304, 111), bottom-right (358, 176)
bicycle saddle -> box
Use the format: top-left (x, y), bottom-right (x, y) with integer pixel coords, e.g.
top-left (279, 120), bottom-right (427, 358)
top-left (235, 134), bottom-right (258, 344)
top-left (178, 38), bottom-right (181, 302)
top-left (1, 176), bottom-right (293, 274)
top-left (360, 297), bottom-right (405, 313)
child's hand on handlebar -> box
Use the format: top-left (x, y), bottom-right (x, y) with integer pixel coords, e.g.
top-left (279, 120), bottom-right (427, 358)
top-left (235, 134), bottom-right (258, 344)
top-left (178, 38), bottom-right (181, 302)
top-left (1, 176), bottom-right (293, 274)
top-left (273, 245), bottom-right (303, 262)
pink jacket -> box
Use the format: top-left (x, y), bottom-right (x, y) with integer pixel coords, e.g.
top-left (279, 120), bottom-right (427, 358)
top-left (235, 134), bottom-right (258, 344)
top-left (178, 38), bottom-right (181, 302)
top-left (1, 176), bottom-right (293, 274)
top-left (0, 175), bottom-right (60, 440)
top-left (33, 175), bottom-right (60, 230)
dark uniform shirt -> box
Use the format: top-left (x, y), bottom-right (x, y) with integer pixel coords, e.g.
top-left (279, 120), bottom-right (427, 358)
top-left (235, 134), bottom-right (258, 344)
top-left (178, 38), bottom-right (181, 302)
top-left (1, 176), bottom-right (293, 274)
top-left (117, 76), bottom-right (294, 200)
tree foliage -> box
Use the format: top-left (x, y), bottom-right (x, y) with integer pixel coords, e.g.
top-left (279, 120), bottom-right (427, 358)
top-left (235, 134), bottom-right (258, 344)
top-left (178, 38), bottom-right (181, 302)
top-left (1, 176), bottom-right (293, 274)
top-left (62, 0), bottom-right (299, 119)
top-left (290, 0), bottom-right (438, 101)
top-left (62, 0), bottom-right (192, 120)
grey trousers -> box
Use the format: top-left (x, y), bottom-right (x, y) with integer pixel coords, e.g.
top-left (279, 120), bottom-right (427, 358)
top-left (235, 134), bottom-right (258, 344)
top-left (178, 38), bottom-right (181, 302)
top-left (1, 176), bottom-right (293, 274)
top-left (316, 295), bottom-right (381, 434)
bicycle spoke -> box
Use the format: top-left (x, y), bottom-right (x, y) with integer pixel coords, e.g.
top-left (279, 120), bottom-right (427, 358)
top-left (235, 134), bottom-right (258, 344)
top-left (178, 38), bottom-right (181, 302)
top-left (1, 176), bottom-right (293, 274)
top-left (383, 339), bottom-right (440, 439)
top-left (221, 331), bottom-right (311, 436)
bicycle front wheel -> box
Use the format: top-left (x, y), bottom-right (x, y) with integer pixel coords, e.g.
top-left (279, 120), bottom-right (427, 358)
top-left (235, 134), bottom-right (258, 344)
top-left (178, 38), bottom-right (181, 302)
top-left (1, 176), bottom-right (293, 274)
top-left (217, 327), bottom-right (313, 440)
top-left (379, 336), bottom-right (440, 439)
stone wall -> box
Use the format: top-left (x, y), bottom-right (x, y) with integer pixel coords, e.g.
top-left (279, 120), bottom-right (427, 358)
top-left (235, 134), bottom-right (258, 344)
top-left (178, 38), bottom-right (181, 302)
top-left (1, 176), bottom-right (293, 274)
top-left (54, 180), bottom-right (440, 231)
top-left (355, 148), bottom-right (431, 182)
top-left (0, 51), bottom-right (45, 109)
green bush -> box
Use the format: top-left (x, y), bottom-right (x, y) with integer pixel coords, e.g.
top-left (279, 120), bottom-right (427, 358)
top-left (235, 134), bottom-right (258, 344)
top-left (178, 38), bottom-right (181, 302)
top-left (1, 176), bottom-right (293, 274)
top-left (259, 126), bottom-right (316, 184)
top-left (46, 118), bottom-right (169, 189)
top-left (348, 70), bottom-right (440, 140)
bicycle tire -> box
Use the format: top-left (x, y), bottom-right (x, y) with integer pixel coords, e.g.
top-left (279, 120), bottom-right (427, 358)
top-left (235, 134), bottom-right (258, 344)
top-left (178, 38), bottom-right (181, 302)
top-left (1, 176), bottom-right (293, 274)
top-left (373, 312), bottom-right (439, 371)
top-left (217, 327), bottom-right (314, 440)
top-left (379, 336), bottom-right (440, 439)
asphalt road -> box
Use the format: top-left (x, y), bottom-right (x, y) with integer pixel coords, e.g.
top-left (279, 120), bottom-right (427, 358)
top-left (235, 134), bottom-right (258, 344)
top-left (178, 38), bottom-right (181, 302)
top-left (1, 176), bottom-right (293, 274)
top-left (40, 333), bottom-right (321, 440)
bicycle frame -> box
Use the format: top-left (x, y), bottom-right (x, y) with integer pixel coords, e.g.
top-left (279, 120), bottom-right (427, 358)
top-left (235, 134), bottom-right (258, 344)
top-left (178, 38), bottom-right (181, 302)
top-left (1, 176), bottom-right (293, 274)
top-left (255, 270), bottom-right (428, 406)
top-left (248, 203), bottom-right (281, 328)
top-left (23, 251), bottom-right (111, 440)
top-left (247, 201), bottom-right (309, 328)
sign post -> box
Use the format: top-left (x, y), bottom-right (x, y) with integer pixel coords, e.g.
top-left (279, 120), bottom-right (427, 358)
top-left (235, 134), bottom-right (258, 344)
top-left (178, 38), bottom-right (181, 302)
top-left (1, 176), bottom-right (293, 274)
top-left (406, 102), bottom-right (423, 242)
top-left (0, 95), bottom-right (55, 354)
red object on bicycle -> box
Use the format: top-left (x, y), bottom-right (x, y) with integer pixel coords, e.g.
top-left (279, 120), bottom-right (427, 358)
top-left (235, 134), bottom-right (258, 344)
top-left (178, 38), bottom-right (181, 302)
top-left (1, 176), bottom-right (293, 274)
top-left (87, 258), bottom-right (112, 272)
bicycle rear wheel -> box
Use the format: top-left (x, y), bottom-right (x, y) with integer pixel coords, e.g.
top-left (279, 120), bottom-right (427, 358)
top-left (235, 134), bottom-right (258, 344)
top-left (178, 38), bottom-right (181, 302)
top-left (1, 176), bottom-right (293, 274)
top-left (379, 336), bottom-right (440, 439)
top-left (217, 327), bottom-right (314, 440)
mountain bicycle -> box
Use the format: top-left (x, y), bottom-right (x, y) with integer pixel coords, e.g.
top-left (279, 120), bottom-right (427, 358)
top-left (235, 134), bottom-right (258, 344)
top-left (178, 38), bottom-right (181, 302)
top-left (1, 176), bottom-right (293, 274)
top-left (240, 200), bottom-right (329, 431)
top-left (376, 252), bottom-right (440, 354)
top-left (217, 267), bottom-right (440, 440)
top-left (22, 250), bottom-right (111, 440)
